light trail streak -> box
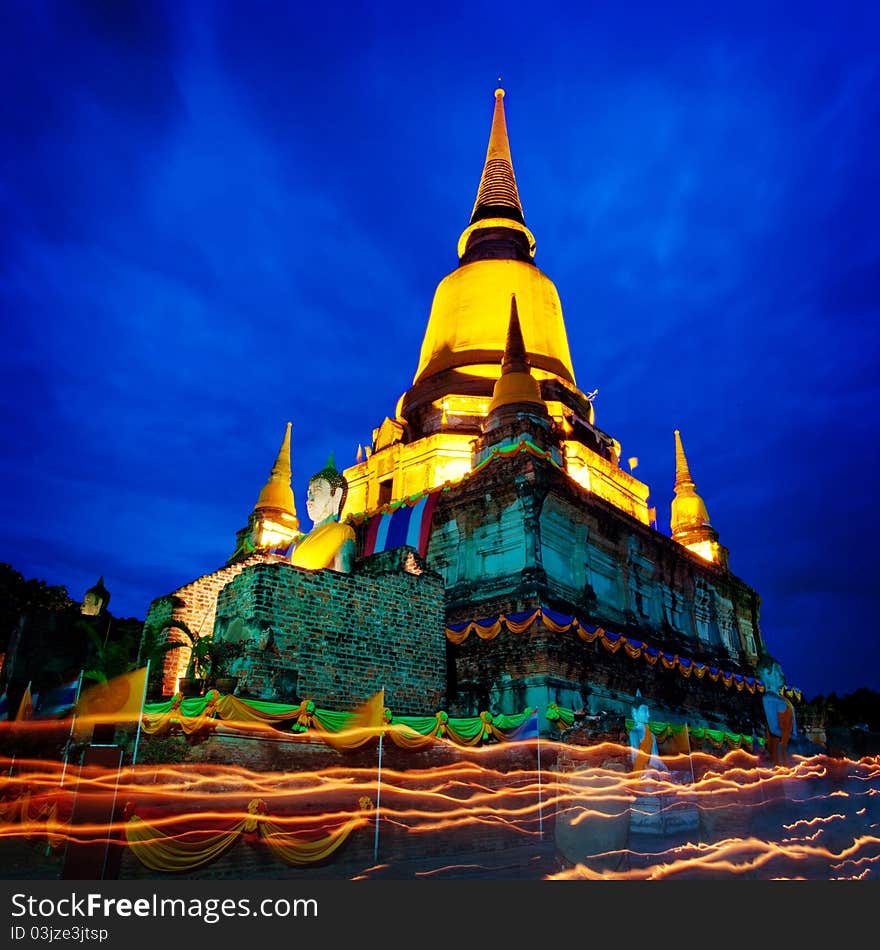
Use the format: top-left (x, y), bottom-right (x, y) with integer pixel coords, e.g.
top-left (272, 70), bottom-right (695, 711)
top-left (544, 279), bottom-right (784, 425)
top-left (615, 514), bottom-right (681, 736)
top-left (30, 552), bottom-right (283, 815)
top-left (1, 737), bottom-right (878, 879)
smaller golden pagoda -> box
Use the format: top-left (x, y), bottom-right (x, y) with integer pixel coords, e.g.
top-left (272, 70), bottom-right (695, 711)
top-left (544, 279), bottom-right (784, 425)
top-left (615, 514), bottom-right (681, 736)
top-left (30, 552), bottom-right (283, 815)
top-left (670, 429), bottom-right (727, 568)
top-left (231, 422), bottom-right (302, 557)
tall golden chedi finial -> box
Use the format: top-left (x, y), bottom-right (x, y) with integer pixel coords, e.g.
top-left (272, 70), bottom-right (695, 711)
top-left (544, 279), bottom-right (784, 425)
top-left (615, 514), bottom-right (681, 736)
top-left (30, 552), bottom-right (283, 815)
top-left (410, 85), bottom-right (574, 395)
top-left (670, 429), bottom-right (727, 568)
top-left (230, 422), bottom-right (302, 559)
top-left (471, 88), bottom-right (524, 224)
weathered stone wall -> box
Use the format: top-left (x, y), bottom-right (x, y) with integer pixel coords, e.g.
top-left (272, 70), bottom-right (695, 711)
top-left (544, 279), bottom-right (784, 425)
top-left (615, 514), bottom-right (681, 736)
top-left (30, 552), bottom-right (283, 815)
top-left (423, 446), bottom-right (765, 730)
top-left (449, 620), bottom-right (765, 735)
top-left (213, 560), bottom-right (446, 714)
top-left (429, 449), bottom-right (761, 657)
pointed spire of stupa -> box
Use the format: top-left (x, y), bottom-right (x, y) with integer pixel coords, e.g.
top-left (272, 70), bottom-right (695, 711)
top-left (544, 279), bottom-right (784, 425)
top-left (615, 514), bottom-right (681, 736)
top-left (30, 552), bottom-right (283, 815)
top-left (254, 421), bottom-right (297, 518)
top-left (470, 87), bottom-right (524, 225)
top-left (673, 428), bottom-right (698, 495)
top-left (671, 430), bottom-right (719, 560)
top-left (487, 295), bottom-right (546, 414)
top-left (501, 293), bottom-right (530, 375)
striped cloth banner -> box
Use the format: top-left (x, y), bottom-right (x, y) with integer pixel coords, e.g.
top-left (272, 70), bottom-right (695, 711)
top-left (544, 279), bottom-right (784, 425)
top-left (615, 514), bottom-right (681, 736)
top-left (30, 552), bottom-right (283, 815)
top-left (363, 490), bottom-right (440, 558)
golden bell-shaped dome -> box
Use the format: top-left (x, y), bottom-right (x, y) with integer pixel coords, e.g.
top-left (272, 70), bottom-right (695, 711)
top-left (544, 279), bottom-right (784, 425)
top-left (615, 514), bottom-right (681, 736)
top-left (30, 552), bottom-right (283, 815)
top-left (413, 259), bottom-right (575, 387)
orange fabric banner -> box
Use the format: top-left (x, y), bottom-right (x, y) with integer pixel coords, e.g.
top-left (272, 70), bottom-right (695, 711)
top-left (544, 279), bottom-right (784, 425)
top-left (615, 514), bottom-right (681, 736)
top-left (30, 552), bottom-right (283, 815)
top-left (76, 666), bottom-right (148, 724)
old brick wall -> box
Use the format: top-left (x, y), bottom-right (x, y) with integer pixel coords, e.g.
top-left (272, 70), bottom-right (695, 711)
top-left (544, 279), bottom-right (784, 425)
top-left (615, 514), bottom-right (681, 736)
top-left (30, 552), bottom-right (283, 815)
top-left (214, 560), bottom-right (446, 714)
top-left (142, 553), bottom-right (285, 695)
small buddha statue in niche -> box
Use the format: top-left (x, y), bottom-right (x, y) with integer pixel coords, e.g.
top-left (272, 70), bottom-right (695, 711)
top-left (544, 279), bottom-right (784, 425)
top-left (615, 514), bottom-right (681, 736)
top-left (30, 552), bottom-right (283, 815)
top-left (290, 455), bottom-right (355, 572)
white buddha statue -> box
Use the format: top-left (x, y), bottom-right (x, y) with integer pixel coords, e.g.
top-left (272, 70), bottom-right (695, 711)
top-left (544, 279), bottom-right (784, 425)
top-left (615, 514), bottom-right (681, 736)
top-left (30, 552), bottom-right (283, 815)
top-left (290, 455), bottom-right (355, 572)
top-left (629, 696), bottom-right (667, 774)
top-left (759, 656), bottom-right (797, 767)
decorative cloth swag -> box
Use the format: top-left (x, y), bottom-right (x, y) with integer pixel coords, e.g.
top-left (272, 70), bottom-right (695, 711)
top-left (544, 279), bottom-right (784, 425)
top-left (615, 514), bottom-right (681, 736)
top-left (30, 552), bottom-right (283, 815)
top-left (0, 787), bottom-right (71, 851)
top-left (447, 606), bottom-right (803, 703)
top-left (125, 797), bottom-right (373, 873)
top-left (544, 702), bottom-right (764, 751)
top-left (623, 717), bottom-right (764, 752)
top-left (141, 692), bottom-right (536, 748)
top-left (0, 785), bottom-right (372, 872)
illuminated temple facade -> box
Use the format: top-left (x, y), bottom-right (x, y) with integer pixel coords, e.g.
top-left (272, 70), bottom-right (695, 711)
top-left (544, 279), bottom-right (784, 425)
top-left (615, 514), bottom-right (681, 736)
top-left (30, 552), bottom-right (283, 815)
top-left (146, 89), bottom-right (769, 734)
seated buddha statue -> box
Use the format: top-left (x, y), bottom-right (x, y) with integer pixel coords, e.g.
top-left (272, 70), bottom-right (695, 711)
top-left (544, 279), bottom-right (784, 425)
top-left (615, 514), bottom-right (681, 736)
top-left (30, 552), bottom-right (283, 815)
top-left (290, 455), bottom-right (355, 572)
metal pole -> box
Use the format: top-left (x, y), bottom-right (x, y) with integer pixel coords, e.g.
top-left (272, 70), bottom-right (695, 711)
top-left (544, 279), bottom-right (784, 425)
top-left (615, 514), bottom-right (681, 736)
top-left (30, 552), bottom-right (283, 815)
top-left (536, 709), bottom-right (543, 837)
top-left (373, 726), bottom-right (383, 863)
top-left (99, 748), bottom-right (124, 881)
top-left (130, 661), bottom-right (150, 766)
top-left (685, 722), bottom-right (696, 785)
top-left (59, 670), bottom-right (84, 788)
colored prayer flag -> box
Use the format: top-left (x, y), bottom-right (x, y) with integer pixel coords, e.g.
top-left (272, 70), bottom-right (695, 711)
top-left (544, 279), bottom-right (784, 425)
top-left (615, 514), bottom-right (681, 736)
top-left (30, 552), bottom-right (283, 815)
top-left (363, 491), bottom-right (439, 558)
top-left (322, 689), bottom-right (386, 751)
top-left (34, 677), bottom-right (80, 719)
top-left (512, 708), bottom-right (539, 741)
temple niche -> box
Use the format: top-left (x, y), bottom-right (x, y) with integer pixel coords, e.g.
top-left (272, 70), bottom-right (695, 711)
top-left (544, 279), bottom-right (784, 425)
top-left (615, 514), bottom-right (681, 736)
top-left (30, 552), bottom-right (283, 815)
top-left (693, 575), bottom-right (718, 645)
top-left (141, 86), bottom-right (784, 735)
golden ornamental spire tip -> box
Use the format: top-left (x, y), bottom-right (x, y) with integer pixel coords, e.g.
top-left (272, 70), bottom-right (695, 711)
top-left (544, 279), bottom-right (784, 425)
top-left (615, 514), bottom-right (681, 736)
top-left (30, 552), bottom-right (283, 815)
top-left (469, 85), bottom-right (523, 225)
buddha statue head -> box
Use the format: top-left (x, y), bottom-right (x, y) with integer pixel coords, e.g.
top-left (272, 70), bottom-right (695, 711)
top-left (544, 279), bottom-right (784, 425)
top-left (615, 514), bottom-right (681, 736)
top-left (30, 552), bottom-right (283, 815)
top-left (306, 454), bottom-right (348, 529)
top-left (82, 576), bottom-right (110, 616)
top-left (758, 656), bottom-right (785, 696)
top-left (632, 701), bottom-right (650, 730)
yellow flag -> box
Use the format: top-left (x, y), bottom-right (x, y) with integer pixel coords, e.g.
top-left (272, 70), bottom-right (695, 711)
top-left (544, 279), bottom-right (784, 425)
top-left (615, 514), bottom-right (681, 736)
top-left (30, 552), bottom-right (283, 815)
top-left (15, 683), bottom-right (34, 721)
top-left (352, 689), bottom-right (386, 729)
top-left (322, 689), bottom-right (385, 751)
top-left (76, 667), bottom-right (148, 724)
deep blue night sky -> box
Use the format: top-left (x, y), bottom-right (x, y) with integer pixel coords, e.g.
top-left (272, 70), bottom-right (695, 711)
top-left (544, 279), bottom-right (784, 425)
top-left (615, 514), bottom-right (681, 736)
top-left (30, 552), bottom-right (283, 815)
top-left (2, 2), bottom-right (878, 700)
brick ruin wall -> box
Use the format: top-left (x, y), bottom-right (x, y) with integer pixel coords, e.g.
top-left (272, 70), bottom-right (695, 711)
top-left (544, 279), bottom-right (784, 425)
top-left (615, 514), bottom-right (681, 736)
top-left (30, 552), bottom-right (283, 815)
top-left (213, 560), bottom-right (447, 714)
top-left (142, 553), bottom-right (286, 694)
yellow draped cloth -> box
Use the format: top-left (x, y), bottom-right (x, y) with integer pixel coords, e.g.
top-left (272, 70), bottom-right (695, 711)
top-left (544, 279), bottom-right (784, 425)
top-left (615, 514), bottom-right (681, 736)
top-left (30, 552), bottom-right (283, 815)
top-left (632, 725), bottom-right (657, 773)
top-left (125, 797), bottom-right (372, 873)
top-left (291, 521), bottom-right (355, 570)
